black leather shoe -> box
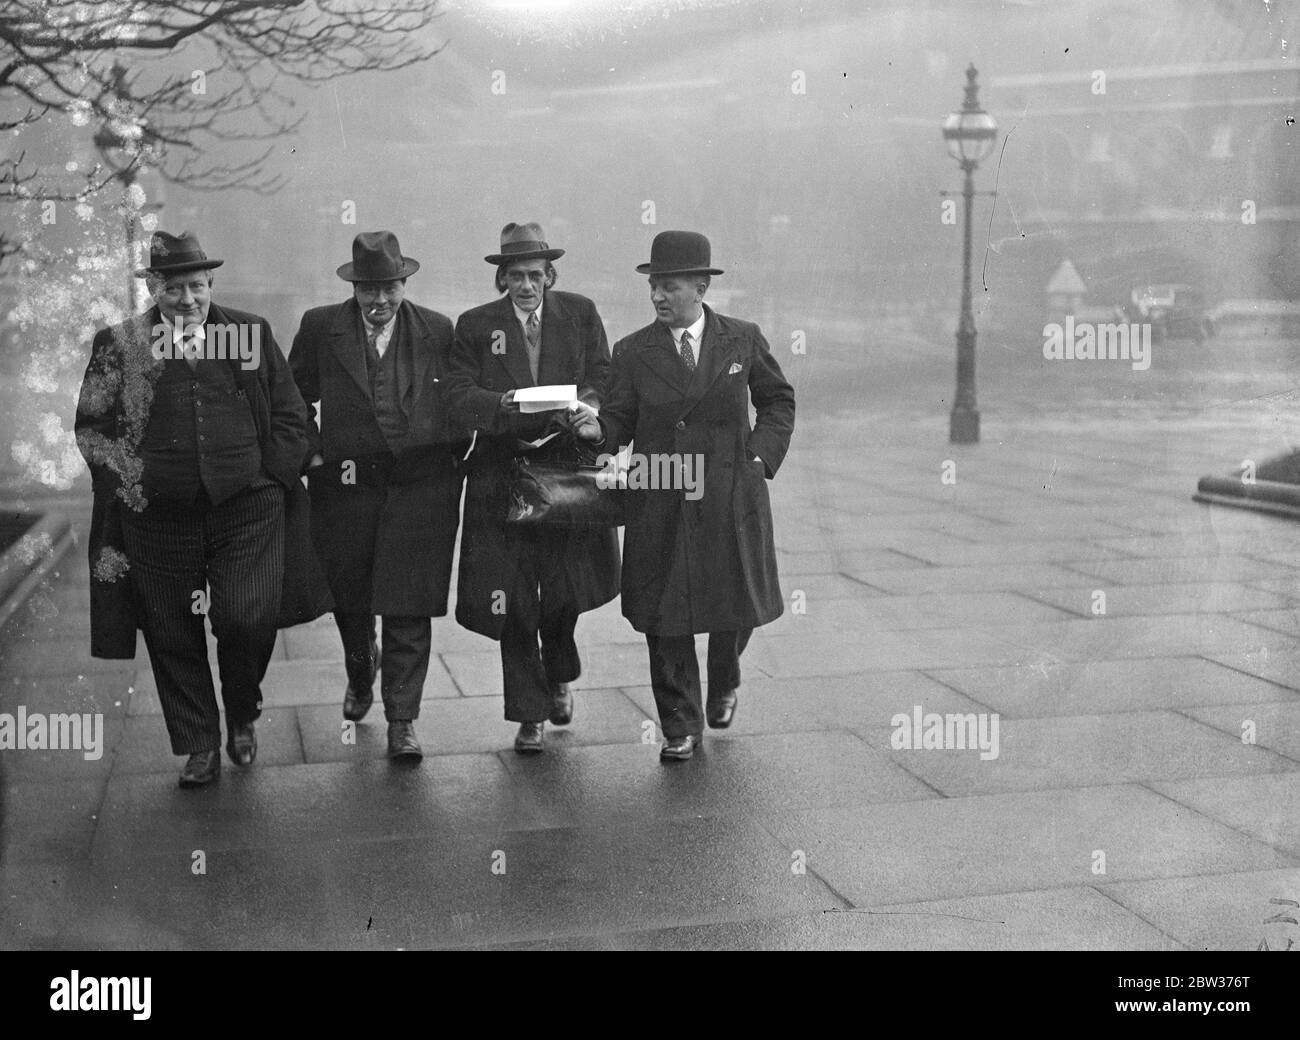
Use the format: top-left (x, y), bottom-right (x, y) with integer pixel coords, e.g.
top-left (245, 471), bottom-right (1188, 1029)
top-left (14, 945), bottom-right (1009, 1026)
top-left (387, 720), bottom-right (423, 759)
top-left (548, 682), bottom-right (574, 726)
top-left (514, 721), bottom-right (545, 754)
top-left (343, 681), bottom-right (374, 722)
top-left (178, 749), bottom-right (221, 788)
top-left (659, 734), bottom-right (699, 761)
top-left (226, 721), bottom-right (257, 766)
top-left (706, 689), bottom-right (738, 729)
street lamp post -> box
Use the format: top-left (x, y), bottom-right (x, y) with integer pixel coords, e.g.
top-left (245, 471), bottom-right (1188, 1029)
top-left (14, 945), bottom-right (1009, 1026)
top-left (942, 64), bottom-right (998, 444)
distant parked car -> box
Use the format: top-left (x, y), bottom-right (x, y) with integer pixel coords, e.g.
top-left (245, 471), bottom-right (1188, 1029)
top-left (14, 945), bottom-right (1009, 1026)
top-left (1123, 284), bottom-right (1214, 342)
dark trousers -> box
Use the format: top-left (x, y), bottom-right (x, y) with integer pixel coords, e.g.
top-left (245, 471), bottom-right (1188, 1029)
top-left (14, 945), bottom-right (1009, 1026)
top-left (646, 629), bottom-right (752, 739)
top-left (121, 482), bottom-right (284, 755)
top-left (500, 602), bottom-right (579, 723)
top-left (334, 611), bottom-right (431, 721)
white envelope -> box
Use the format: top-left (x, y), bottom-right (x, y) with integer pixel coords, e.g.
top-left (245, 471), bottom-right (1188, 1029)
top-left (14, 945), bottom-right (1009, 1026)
top-left (515, 384), bottom-right (578, 413)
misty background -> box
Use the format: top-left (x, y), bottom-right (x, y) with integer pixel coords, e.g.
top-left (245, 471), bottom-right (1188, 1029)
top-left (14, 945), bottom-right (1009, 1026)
top-left (3, 0), bottom-right (1299, 494)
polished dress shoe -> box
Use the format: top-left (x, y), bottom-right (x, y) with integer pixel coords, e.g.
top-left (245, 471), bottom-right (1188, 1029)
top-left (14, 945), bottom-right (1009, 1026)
top-left (659, 734), bottom-right (699, 761)
top-left (706, 689), bottom-right (738, 729)
top-left (226, 721), bottom-right (257, 766)
top-left (387, 720), bottom-right (423, 759)
top-left (514, 721), bottom-right (545, 754)
top-left (178, 749), bottom-right (221, 788)
top-left (548, 682), bottom-right (574, 726)
top-left (343, 681), bottom-right (374, 722)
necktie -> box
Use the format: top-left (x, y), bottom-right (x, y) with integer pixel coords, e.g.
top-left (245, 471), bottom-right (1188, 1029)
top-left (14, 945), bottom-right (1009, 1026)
top-left (365, 323), bottom-right (382, 366)
top-left (525, 311), bottom-right (541, 383)
top-left (181, 327), bottom-right (202, 369)
top-left (679, 329), bottom-right (696, 373)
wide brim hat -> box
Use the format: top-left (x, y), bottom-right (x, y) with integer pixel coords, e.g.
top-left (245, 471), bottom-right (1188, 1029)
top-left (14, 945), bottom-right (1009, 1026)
top-left (636, 230), bottom-right (723, 276)
top-left (134, 230), bottom-right (224, 277)
top-left (337, 230), bottom-right (420, 282)
top-left (485, 221), bottom-right (565, 265)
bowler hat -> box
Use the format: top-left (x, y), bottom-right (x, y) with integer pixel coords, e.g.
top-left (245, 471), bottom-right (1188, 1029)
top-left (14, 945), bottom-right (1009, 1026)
top-left (336, 231), bottom-right (420, 282)
top-left (636, 230), bottom-right (723, 276)
top-left (134, 230), bottom-right (223, 277)
top-left (484, 222), bottom-right (565, 265)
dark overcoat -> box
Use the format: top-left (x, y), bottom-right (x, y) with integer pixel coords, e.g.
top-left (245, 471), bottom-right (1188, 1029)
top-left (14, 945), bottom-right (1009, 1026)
top-left (443, 290), bottom-right (620, 640)
top-left (598, 305), bottom-right (795, 636)
top-left (289, 298), bottom-right (466, 617)
top-left (75, 302), bottom-right (332, 660)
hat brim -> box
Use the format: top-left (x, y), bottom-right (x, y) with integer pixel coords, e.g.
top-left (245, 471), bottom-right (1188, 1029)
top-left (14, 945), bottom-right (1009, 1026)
top-left (134, 259), bottom-right (224, 278)
top-left (336, 258), bottom-right (421, 282)
top-left (485, 248), bottom-right (565, 265)
top-left (635, 263), bottom-right (724, 276)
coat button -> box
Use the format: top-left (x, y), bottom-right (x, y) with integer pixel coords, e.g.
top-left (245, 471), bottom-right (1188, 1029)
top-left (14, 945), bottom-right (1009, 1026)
top-left (675, 420), bottom-right (686, 430)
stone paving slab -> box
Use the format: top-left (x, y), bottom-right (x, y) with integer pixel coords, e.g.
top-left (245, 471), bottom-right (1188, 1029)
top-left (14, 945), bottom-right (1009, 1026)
top-left (2, 776), bottom-right (107, 866)
top-left (1246, 576), bottom-right (1300, 600)
top-left (855, 711), bottom-right (1297, 797)
top-left (1026, 583), bottom-right (1292, 619)
top-left (1068, 554), bottom-right (1287, 586)
top-left (1104, 868), bottom-right (1300, 952)
top-left (1151, 774), bottom-right (1300, 859)
top-left (760, 592), bottom-right (1072, 635)
top-left (927, 658), bottom-right (1300, 718)
top-left (893, 539), bottom-right (1137, 567)
top-left (1205, 648), bottom-right (1300, 692)
top-left (109, 709), bottom-right (305, 776)
top-left (762, 785), bottom-right (1297, 907)
top-left (489, 885), bottom-right (1183, 951)
top-left (619, 670), bottom-right (990, 734)
top-left (1181, 701), bottom-right (1300, 761)
top-left (849, 562), bottom-right (1099, 595)
top-left (88, 756), bottom-right (560, 865)
top-left (493, 731), bottom-right (937, 829)
top-left (1231, 608), bottom-right (1300, 637)
top-left (73, 817), bottom-right (844, 949)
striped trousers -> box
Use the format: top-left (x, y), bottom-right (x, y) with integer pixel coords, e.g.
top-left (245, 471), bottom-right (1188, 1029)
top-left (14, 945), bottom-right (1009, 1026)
top-left (121, 480), bottom-right (285, 755)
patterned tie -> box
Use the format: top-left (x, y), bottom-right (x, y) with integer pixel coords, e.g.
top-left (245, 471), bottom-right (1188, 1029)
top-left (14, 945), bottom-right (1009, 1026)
top-left (525, 310), bottom-right (541, 383)
top-left (365, 323), bottom-right (382, 366)
top-left (679, 329), bottom-right (696, 373)
top-left (181, 326), bottom-right (202, 369)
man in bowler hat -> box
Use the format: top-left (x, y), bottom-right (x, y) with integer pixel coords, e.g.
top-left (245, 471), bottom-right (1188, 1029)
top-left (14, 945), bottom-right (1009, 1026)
top-left (568, 230), bottom-right (795, 760)
top-left (289, 231), bottom-right (466, 758)
top-left (76, 230), bottom-right (311, 787)
top-left (444, 222), bottom-right (619, 753)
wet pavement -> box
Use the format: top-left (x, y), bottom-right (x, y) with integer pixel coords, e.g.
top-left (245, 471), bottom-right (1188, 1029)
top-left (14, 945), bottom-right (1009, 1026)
top-left (3, 381), bottom-right (1300, 949)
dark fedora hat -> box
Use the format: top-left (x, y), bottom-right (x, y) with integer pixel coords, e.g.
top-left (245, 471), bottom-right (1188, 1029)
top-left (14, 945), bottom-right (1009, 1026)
top-left (484, 221), bottom-right (565, 265)
top-left (134, 230), bottom-right (224, 277)
top-left (636, 230), bottom-right (723, 276)
top-left (336, 231), bottom-right (420, 282)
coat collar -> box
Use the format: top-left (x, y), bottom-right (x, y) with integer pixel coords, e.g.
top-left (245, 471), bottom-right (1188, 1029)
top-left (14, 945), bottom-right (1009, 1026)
top-left (327, 298), bottom-right (432, 410)
top-left (636, 304), bottom-right (736, 405)
top-left (488, 291), bottom-right (578, 389)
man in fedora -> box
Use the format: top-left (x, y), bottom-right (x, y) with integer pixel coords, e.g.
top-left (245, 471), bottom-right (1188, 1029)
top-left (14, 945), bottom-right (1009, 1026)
top-left (567, 230), bottom-right (795, 761)
top-left (444, 222), bottom-right (619, 753)
top-left (76, 230), bottom-right (311, 787)
top-left (289, 231), bottom-right (467, 759)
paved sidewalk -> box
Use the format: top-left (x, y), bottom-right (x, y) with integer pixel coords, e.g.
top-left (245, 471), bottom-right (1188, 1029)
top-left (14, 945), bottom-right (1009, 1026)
top-left (2, 406), bottom-right (1299, 950)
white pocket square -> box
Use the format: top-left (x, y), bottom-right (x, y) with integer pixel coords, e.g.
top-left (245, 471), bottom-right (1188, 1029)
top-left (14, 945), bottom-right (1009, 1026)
top-left (727, 362), bottom-right (743, 375)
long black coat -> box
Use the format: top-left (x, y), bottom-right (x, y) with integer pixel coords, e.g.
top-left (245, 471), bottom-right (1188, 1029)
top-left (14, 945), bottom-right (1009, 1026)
top-left (75, 302), bottom-right (331, 659)
top-left (598, 305), bottom-right (795, 635)
top-left (443, 291), bottom-right (620, 640)
top-left (289, 298), bottom-right (466, 617)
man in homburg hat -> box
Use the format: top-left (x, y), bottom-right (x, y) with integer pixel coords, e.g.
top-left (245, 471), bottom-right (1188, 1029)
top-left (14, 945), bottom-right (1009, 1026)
top-left (568, 230), bottom-right (795, 761)
top-left (444, 222), bottom-right (619, 753)
top-left (289, 231), bottom-right (466, 759)
top-left (76, 230), bottom-right (312, 787)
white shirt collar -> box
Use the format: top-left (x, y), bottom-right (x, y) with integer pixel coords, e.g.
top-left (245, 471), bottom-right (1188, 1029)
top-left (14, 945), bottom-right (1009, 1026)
top-left (669, 310), bottom-right (706, 347)
top-left (514, 298), bottom-right (542, 328)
